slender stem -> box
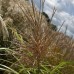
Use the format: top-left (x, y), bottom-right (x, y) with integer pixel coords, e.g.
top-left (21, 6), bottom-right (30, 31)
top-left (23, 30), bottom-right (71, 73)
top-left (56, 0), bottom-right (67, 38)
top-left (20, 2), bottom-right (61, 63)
top-left (37, 53), bottom-right (40, 74)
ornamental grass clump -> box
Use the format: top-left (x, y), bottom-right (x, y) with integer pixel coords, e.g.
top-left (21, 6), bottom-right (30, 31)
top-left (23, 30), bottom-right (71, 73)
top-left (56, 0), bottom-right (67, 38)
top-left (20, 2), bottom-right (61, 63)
top-left (0, 0), bottom-right (74, 74)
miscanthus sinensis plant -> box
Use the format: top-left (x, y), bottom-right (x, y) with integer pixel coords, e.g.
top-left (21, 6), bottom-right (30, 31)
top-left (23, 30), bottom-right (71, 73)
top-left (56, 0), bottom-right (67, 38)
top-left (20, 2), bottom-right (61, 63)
top-left (0, 0), bottom-right (74, 74)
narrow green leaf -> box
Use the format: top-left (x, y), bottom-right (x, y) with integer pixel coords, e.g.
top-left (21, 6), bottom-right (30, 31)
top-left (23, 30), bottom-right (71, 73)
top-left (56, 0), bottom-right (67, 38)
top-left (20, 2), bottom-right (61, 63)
top-left (0, 64), bottom-right (19, 74)
top-left (50, 62), bottom-right (68, 74)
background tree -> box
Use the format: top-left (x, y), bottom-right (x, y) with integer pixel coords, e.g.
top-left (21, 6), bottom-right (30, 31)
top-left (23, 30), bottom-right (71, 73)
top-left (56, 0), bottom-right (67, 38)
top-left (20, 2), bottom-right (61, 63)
top-left (42, 12), bottom-right (57, 31)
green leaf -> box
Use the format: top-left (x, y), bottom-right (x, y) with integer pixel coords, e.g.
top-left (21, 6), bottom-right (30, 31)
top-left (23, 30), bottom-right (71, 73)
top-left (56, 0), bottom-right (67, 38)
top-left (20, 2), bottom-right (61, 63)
top-left (50, 62), bottom-right (71, 74)
top-left (0, 64), bottom-right (19, 74)
top-left (11, 28), bottom-right (24, 43)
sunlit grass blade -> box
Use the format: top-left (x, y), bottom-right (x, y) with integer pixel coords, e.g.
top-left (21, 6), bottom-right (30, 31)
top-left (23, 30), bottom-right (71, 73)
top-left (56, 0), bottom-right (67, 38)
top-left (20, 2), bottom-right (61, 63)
top-left (50, 62), bottom-right (72, 74)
